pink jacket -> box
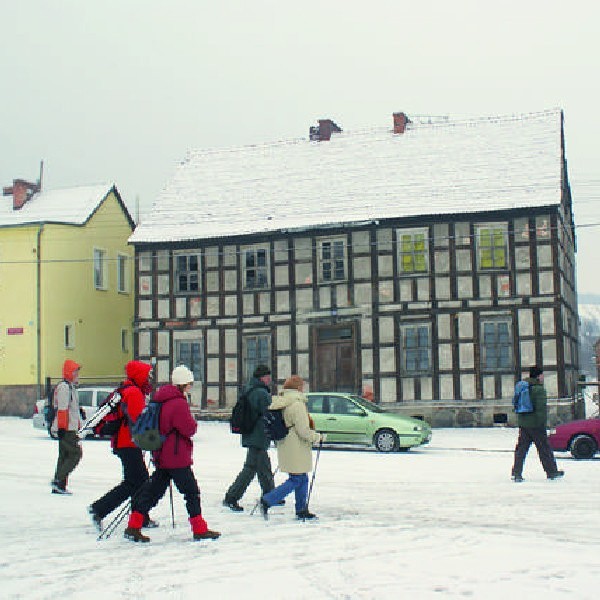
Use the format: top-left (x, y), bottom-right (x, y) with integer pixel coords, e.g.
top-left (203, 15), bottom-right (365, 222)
top-left (152, 384), bottom-right (197, 469)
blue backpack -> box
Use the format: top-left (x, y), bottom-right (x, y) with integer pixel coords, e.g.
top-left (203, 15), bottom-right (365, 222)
top-left (512, 381), bottom-right (534, 414)
top-left (130, 402), bottom-right (165, 451)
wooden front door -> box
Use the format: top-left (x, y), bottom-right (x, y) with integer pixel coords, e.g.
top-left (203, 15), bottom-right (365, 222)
top-left (313, 324), bottom-right (357, 393)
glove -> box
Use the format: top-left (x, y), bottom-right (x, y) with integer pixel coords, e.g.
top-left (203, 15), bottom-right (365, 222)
top-left (79, 407), bottom-right (86, 419)
top-left (57, 428), bottom-right (66, 440)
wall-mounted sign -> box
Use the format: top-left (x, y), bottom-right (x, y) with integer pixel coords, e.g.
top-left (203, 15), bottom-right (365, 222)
top-left (7, 327), bottom-right (24, 335)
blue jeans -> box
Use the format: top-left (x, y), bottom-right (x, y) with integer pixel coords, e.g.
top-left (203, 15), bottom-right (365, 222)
top-left (263, 473), bottom-right (309, 513)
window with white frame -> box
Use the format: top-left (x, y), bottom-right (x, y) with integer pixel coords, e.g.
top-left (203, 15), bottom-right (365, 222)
top-left (175, 252), bottom-right (200, 293)
top-left (243, 246), bottom-right (269, 289)
top-left (93, 248), bottom-right (107, 289)
top-left (398, 228), bottom-right (429, 274)
top-left (243, 334), bottom-right (271, 381)
top-left (64, 323), bottom-right (75, 349)
top-left (121, 328), bottom-right (129, 353)
top-left (400, 323), bottom-right (431, 374)
top-left (117, 254), bottom-right (129, 293)
top-left (476, 224), bottom-right (508, 270)
top-left (176, 339), bottom-right (204, 382)
top-left (318, 238), bottom-right (346, 282)
top-left (480, 318), bottom-right (512, 371)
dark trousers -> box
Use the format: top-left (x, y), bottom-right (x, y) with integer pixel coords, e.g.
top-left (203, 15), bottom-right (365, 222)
top-left (91, 447), bottom-right (149, 519)
top-left (512, 426), bottom-right (558, 476)
top-left (133, 466), bottom-right (202, 519)
top-left (53, 431), bottom-right (82, 484)
top-left (225, 447), bottom-right (274, 502)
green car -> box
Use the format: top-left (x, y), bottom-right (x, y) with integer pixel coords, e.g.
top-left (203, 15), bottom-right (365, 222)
top-left (306, 393), bottom-right (432, 453)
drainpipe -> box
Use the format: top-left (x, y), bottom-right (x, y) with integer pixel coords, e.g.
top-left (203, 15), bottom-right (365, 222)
top-left (36, 224), bottom-right (44, 398)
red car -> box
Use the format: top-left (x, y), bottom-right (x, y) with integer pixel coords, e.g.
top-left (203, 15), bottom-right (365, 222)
top-left (548, 418), bottom-right (600, 459)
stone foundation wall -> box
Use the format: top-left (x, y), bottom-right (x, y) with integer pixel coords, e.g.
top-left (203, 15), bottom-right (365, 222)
top-left (0, 385), bottom-right (39, 417)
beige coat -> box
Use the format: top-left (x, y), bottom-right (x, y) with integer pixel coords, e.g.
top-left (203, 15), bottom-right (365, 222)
top-left (270, 389), bottom-right (320, 474)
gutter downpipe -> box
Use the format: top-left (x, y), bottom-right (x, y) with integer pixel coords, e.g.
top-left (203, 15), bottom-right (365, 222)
top-left (36, 224), bottom-right (44, 399)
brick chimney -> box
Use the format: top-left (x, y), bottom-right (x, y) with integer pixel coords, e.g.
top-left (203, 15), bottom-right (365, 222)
top-left (3, 178), bottom-right (40, 210)
top-left (309, 119), bottom-right (342, 141)
top-left (393, 112), bottom-right (410, 134)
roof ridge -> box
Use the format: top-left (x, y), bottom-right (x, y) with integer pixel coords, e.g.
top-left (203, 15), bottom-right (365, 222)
top-left (176, 108), bottom-right (562, 159)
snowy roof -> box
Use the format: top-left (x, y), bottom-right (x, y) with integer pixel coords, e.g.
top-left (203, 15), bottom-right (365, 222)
top-left (0, 183), bottom-right (118, 227)
top-left (130, 109), bottom-right (564, 244)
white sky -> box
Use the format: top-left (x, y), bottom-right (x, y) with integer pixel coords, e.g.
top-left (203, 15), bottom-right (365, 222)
top-left (1, 1), bottom-right (599, 292)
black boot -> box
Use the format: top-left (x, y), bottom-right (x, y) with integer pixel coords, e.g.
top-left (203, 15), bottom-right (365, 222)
top-left (296, 509), bottom-right (317, 520)
top-left (547, 470), bottom-right (565, 480)
top-left (223, 498), bottom-right (244, 512)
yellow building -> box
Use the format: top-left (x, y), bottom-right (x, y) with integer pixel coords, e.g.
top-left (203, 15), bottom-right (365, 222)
top-left (0, 179), bottom-right (135, 415)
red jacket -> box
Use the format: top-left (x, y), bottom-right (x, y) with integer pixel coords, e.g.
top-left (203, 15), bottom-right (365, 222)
top-left (113, 361), bottom-right (153, 450)
top-left (152, 384), bottom-right (197, 469)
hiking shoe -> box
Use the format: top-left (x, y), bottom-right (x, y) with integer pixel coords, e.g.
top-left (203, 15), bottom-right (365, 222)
top-left (88, 506), bottom-right (102, 531)
top-left (51, 481), bottom-right (72, 495)
top-left (124, 527), bottom-right (150, 543)
top-left (143, 518), bottom-right (159, 529)
top-left (259, 497), bottom-right (269, 520)
top-left (511, 474), bottom-right (524, 483)
top-left (193, 529), bottom-right (221, 541)
top-left (296, 509), bottom-right (317, 520)
top-left (547, 470), bottom-right (565, 480)
top-left (223, 498), bottom-right (244, 512)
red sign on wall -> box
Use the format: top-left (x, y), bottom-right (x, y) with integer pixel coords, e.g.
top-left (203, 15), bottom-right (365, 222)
top-left (7, 328), bottom-right (24, 335)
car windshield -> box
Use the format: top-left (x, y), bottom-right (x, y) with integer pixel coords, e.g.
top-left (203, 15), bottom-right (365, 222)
top-left (350, 395), bottom-right (385, 413)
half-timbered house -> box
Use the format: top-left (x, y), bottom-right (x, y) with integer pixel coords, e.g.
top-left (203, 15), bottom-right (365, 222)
top-left (129, 109), bottom-right (578, 426)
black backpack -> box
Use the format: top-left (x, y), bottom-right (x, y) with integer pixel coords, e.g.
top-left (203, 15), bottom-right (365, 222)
top-left (263, 409), bottom-right (290, 442)
top-left (92, 385), bottom-right (133, 437)
top-left (230, 390), bottom-right (258, 435)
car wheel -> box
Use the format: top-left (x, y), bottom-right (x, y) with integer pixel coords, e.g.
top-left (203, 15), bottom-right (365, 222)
top-left (374, 429), bottom-right (400, 453)
top-left (570, 434), bottom-right (597, 460)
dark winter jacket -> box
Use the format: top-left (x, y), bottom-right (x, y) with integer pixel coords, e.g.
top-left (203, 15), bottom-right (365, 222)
top-left (114, 361), bottom-right (153, 449)
top-left (517, 377), bottom-right (548, 428)
top-left (241, 377), bottom-right (271, 450)
top-left (152, 384), bottom-right (197, 469)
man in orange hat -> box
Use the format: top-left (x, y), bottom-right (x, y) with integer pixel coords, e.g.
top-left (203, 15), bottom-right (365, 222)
top-left (51, 359), bottom-right (83, 494)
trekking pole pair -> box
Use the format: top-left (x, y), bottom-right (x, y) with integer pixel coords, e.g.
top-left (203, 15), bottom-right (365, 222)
top-left (99, 480), bottom-right (176, 540)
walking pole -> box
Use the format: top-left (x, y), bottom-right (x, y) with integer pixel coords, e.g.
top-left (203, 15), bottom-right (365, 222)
top-left (250, 466), bottom-right (280, 516)
top-left (169, 481), bottom-right (175, 528)
top-left (98, 454), bottom-right (153, 540)
top-left (303, 438), bottom-right (323, 519)
top-left (98, 500), bottom-right (131, 541)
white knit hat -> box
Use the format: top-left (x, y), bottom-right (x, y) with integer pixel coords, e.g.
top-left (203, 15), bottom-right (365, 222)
top-left (171, 365), bottom-right (194, 385)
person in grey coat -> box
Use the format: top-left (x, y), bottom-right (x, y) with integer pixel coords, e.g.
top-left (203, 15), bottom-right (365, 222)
top-left (223, 364), bottom-right (275, 511)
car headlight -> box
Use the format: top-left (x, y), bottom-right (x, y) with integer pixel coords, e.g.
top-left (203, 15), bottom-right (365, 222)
top-left (413, 425), bottom-right (423, 431)
top-left (548, 428), bottom-right (556, 436)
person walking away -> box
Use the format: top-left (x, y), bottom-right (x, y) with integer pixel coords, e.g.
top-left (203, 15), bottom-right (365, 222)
top-left (51, 360), bottom-right (83, 494)
top-left (124, 366), bottom-right (220, 543)
top-left (223, 364), bottom-right (275, 511)
top-left (88, 360), bottom-right (158, 530)
top-left (511, 366), bottom-right (564, 482)
top-left (260, 375), bottom-right (324, 520)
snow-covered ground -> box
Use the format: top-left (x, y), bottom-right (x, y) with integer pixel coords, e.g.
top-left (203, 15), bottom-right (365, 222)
top-left (1, 417), bottom-right (598, 599)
